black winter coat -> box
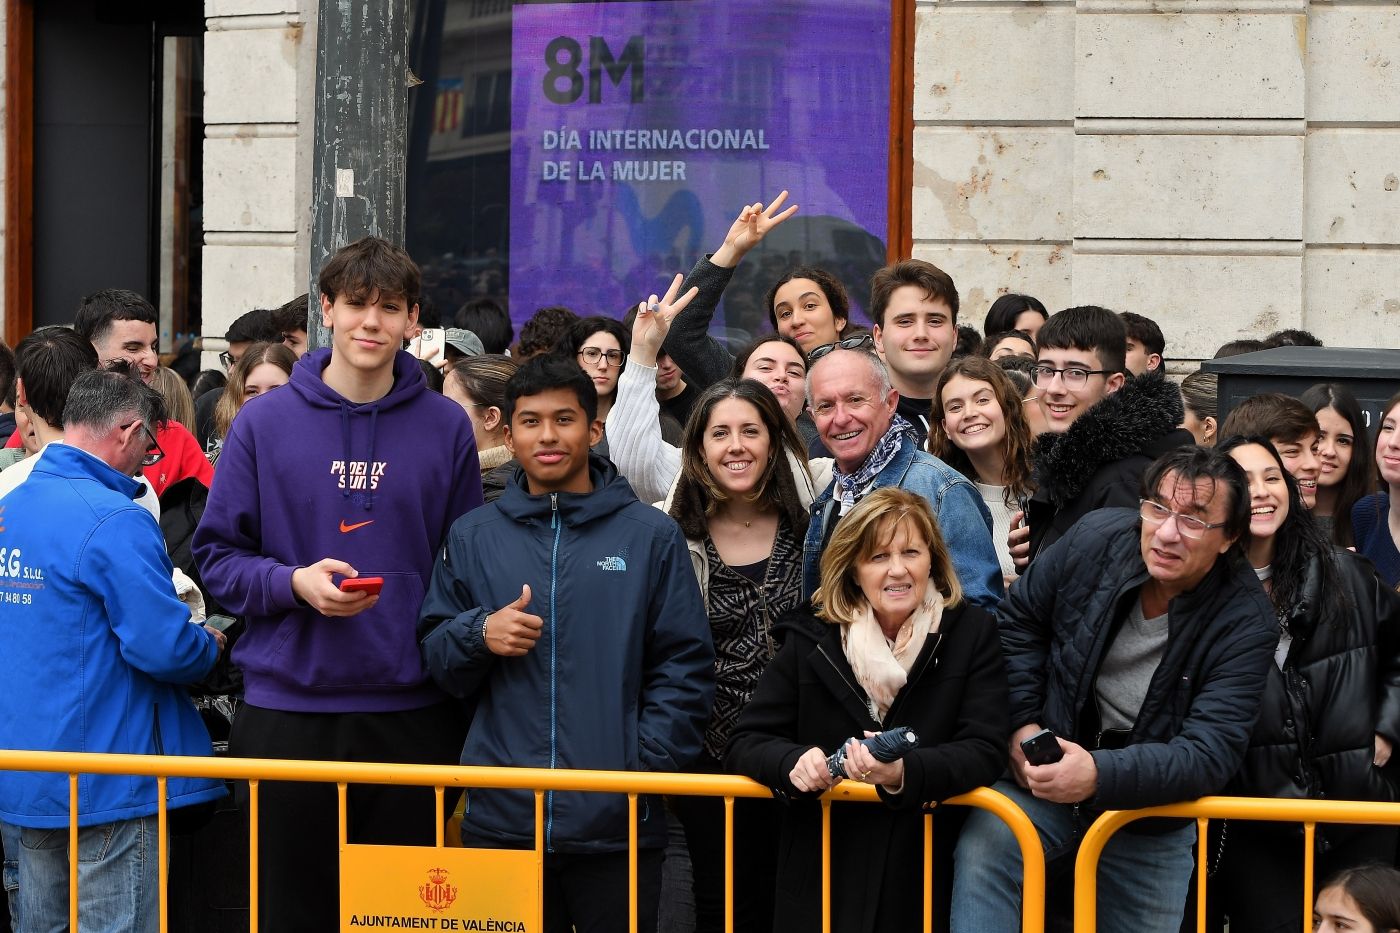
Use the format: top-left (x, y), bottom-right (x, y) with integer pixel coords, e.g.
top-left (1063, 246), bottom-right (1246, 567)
top-left (1231, 547), bottom-right (1400, 804)
top-left (724, 603), bottom-right (1007, 933)
top-left (1027, 370), bottom-right (1193, 561)
top-left (1000, 508), bottom-right (1277, 809)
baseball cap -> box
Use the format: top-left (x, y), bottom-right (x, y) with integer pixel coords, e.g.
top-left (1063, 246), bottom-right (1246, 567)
top-left (444, 328), bottom-right (484, 357)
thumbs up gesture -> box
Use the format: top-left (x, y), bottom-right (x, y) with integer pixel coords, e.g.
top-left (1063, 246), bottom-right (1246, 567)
top-left (484, 584), bottom-right (544, 657)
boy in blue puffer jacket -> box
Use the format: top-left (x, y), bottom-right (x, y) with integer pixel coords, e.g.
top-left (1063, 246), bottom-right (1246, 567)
top-left (420, 354), bottom-right (714, 933)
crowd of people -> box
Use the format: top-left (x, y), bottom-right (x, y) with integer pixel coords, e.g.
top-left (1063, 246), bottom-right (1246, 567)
top-left (1, 191), bottom-right (1399, 933)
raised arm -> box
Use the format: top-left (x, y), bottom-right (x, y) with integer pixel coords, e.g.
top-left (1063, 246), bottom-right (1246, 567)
top-left (609, 276), bottom-right (696, 503)
top-left (662, 192), bottom-right (800, 390)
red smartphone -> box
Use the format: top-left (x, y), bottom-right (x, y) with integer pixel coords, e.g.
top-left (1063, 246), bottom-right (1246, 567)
top-left (338, 576), bottom-right (384, 596)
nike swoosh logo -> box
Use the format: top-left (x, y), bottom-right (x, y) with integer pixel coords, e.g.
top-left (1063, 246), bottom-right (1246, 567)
top-left (339, 520), bottom-right (375, 533)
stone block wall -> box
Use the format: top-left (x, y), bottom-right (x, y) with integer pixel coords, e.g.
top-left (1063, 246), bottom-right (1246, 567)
top-left (201, 0), bottom-right (315, 359)
top-left (911, 0), bottom-right (1400, 365)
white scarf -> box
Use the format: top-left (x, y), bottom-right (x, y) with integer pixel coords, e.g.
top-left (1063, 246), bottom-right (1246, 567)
top-left (842, 586), bottom-right (943, 722)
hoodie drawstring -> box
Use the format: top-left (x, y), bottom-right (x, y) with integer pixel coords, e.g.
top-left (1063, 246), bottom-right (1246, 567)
top-left (365, 406), bottom-right (379, 511)
top-left (339, 402), bottom-right (352, 501)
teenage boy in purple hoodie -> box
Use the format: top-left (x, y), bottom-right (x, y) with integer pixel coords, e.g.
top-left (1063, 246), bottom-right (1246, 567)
top-left (193, 237), bottom-right (483, 933)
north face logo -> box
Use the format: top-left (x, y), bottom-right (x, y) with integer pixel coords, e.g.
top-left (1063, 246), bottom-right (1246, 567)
top-left (596, 556), bottom-right (627, 572)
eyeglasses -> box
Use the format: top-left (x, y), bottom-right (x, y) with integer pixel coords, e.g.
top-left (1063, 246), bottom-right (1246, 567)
top-left (119, 421), bottom-right (165, 467)
top-left (1138, 499), bottom-right (1227, 540)
top-left (219, 350), bottom-right (237, 370)
top-left (807, 333), bottom-right (875, 363)
top-left (578, 347), bottom-right (625, 368)
top-left (1032, 365), bottom-right (1113, 389)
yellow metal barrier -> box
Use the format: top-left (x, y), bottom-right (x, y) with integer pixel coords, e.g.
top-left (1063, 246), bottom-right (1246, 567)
top-left (0, 749), bottom-right (1045, 933)
top-left (1073, 796), bottom-right (1400, 932)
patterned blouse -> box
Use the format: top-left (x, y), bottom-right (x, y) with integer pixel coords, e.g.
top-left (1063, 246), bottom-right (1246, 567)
top-left (701, 515), bottom-right (805, 760)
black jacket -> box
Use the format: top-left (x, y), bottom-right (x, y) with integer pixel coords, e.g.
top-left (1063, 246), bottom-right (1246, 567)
top-left (1231, 547), bottom-right (1400, 804)
top-left (1000, 508), bottom-right (1277, 809)
top-left (725, 603), bottom-right (1007, 933)
top-left (1027, 370), bottom-right (1193, 561)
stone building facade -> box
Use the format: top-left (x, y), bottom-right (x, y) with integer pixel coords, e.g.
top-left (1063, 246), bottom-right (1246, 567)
top-left (6, 1), bottom-right (1397, 362)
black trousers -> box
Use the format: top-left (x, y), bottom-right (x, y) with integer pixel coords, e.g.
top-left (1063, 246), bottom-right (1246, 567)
top-left (229, 701), bottom-right (467, 933)
top-left (669, 755), bottom-right (780, 933)
top-left (543, 849), bottom-right (664, 933)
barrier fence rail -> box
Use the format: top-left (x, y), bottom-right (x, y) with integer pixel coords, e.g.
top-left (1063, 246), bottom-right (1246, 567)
top-left (0, 750), bottom-right (1045, 933)
top-left (1073, 796), bottom-right (1400, 933)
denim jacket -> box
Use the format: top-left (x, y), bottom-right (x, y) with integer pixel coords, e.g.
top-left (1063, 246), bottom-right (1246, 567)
top-left (802, 436), bottom-right (1004, 609)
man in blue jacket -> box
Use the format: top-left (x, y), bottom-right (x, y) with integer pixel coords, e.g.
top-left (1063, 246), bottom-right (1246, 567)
top-left (0, 369), bottom-right (225, 933)
top-left (802, 342), bottom-right (1002, 607)
top-left (420, 354), bottom-right (714, 933)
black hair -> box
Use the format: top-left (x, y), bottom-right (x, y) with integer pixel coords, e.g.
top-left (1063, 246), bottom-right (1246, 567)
top-left (554, 316), bottom-right (631, 381)
top-left (14, 326), bottom-right (100, 429)
top-left (1217, 434), bottom-right (1348, 630)
top-left (765, 267), bottom-right (851, 333)
top-left (416, 293), bottom-right (441, 329)
top-left (1120, 311), bottom-right (1165, 358)
top-left (1214, 339), bottom-right (1266, 359)
top-left (270, 294), bottom-right (310, 337)
top-left (1036, 305), bottom-right (1127, 375)
top-left (1263, 328), bottom-right (1323, 349)
top-left (225, 308), bottom-right (281, 344)
top-left (982, 329), bottom-right (1037, 359)
top-left (953, 325), bottom-right (983, 359)
top-left (517, 306), bottom-right (580, 359)
top-left (1141, 444), bottom-right (1251, 544)
top-left (983, 293), bottom-right (1048, 337)
top-left (191, 368), bottom-right (227, 399)
top-left (0, 341), bottom-right (14, 409)
top-left (1300, 382), bottom-right (1375, 548)
top-left (454, 298), bottom-right (514, 355)
top-left (74, 288), bottom-right (157, 346)
top-left (502, 353), bottom-right (598, 424)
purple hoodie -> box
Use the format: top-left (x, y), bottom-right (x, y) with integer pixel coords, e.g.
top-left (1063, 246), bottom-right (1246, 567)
top-left (193, 348), bottom-right (483, 712)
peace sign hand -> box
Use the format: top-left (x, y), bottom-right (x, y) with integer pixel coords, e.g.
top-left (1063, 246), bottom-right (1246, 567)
top-left (713, 191), bottom-right (800, 267)
top-left (631, 273), bottom-right (700, 366)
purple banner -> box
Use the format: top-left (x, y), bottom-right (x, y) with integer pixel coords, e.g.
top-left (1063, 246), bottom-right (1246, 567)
top-left (509, 0), bottom-right (891, 340)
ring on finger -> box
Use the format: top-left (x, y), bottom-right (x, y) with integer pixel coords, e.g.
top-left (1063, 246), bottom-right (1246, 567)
top-left (861, 770), bottom-right (871, 780)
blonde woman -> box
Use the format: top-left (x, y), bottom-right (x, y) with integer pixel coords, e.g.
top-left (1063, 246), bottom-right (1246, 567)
top-left (726, 486), bottom-right (1007, 932)
top-left (209, 342), bottom-right (296, 464)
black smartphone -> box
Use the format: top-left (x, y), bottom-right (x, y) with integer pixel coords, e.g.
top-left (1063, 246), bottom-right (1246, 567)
top-left (1020, 728), bottom-right (1064, 766)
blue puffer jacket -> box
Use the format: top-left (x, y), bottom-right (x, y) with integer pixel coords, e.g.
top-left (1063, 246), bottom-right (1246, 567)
top-left (418, 455), bottom-right (714, 853)
top-left (803, 434), bottom-right (1003, 609)
top-left (0, 444), bottom-right (223, 828)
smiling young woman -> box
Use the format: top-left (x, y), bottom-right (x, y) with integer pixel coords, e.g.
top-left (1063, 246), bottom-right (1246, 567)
top-left (660, 378), bottom-right (813, 933)
top-left (929, 356), bottom-right (1034, 582)
top-left (1215, 434), bottom-right (1400, 933)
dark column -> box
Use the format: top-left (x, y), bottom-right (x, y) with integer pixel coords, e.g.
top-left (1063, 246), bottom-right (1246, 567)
top-left (307, 0), bottom-right (411, 349)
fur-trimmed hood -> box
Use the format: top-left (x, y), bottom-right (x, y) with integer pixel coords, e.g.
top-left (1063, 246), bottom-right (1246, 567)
top-left (1031, 370), bottom-right (1186, 508)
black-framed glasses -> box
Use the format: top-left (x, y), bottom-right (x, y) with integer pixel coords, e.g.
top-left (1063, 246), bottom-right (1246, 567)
top-left (807, 333), bottom-right (874, 363)
top-left (219, 350), bottom-right (236, 371)
top-left (1032, 365), bottom-right (1113, 389)
top-left (578, 347), bottom-right (625, 368)
top-left (119, 421), bottom-right (165, 467)
top-left (1138, 499), bottom-right (1226, 540)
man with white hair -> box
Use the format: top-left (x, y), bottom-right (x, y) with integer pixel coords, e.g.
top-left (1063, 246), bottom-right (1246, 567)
top-left (802, 341), bottom-right (1002, 608)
